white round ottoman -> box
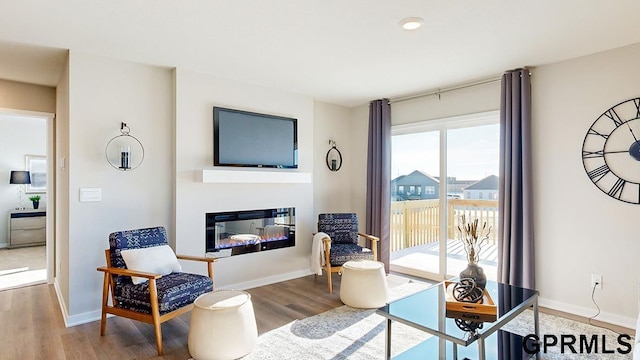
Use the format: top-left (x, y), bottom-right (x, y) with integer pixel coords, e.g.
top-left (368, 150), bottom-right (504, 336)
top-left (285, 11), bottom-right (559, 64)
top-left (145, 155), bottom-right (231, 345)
top-left (339, 260), bottom-right (388, 308)
top-left (188, 290), bottom-right (258, 360)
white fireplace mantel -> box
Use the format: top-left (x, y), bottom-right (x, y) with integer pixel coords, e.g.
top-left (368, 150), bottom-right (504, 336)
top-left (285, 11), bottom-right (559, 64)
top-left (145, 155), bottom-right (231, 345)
top-left (198, 169), bottom-right (312, 184)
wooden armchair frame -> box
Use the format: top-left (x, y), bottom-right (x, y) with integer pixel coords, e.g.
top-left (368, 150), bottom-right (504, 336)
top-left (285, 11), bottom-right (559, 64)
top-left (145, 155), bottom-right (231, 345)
top-left (316, 233), bottom-right (379, 293)
top-left (97, 250), bottom-right (216, 356)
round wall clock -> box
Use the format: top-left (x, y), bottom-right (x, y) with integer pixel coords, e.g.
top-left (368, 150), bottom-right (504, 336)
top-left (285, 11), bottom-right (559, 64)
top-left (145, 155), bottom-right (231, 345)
top-left (582, 97), bottom-right (640, 204)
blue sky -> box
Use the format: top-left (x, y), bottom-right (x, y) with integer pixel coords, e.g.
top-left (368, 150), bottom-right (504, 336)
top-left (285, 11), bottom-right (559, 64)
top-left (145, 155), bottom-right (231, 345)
top-left (391, 124), bottom-right (500, 181)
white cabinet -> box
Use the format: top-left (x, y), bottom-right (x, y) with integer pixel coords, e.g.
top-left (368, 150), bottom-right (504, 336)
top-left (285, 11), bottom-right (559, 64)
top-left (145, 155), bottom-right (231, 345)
top-left (8, 210), bottom-right (46, 248)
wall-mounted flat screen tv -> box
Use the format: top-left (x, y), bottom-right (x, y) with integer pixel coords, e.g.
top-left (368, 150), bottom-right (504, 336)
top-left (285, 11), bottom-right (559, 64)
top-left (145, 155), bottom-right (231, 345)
top-left (214, 107), bottom-right (298, 168)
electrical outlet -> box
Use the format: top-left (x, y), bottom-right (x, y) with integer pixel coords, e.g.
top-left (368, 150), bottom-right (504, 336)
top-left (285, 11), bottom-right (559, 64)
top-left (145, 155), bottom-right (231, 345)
top-left (591, 274), bottom-right (603, 289)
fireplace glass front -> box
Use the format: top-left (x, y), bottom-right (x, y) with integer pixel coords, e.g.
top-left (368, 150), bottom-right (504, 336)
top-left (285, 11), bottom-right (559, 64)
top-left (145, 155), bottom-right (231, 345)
top-left (205, 207), bottom-right (295, 256)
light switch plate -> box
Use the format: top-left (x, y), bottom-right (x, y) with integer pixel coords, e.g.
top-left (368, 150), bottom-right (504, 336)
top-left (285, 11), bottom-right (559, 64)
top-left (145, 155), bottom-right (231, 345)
top-left (79, 187), bottom-right (102, 202)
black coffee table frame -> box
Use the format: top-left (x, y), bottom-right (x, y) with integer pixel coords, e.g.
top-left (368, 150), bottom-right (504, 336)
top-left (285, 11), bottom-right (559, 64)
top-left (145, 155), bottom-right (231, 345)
top-left (376, 280), bottom-right (540, 360)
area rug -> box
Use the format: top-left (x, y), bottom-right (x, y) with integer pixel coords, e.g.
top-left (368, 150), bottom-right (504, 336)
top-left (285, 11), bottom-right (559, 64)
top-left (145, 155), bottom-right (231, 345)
top-left (244, 282), bottom-right (430, 360)
top-left (244, 282), bottom-right (634, 359)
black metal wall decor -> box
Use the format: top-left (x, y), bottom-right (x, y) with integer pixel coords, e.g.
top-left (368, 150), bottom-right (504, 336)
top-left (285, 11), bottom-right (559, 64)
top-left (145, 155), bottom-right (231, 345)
top-left (326, 140), bottom-right (342, 172)
top-left (105, 122), bottom-right (145, 171)
top-left (582, 97), bottom-right (640, 204)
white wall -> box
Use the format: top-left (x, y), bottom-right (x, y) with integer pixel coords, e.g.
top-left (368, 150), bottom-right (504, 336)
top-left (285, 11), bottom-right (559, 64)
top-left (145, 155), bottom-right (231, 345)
top-left (174, 69), bottom-right (315, 289)
top-left (532, 43), bottom-right (640, 327)
top-left (0, 114), bottom-right (47, 247)
top-left (348, 105), bottom-right (370, 225)
top-left (313, 101), bottom-right (354, 216)
top-left (391, 83), bottom-right (501, 126)
top-left (63, 52), bottom-right (173, 322)
top-left (55, 57), bottom-right (70, 314)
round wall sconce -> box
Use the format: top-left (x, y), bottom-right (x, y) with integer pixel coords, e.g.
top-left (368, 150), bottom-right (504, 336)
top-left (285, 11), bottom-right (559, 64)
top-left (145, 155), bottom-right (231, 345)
top-left (326, 140), bottom-right (342, 172)
top-left (105, 122), bottom-right (144, 171)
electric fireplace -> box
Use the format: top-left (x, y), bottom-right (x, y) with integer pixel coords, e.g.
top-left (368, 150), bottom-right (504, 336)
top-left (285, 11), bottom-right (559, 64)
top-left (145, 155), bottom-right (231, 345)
top-left (205, 207), bottom-right (295, 256)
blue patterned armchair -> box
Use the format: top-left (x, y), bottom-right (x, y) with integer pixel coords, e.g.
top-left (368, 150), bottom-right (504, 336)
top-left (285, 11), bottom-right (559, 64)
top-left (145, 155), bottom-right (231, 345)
top-left (316, 213), bottom-right (379, 293)
top-left (97, 226), bottom-right (215, 356)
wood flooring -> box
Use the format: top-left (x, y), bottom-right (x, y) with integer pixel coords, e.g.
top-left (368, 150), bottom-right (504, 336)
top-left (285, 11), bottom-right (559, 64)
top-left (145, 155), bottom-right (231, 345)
top-left (0, 273), bottom-right (631, 359)
top-left (0, 273), bottom-right (412, 360)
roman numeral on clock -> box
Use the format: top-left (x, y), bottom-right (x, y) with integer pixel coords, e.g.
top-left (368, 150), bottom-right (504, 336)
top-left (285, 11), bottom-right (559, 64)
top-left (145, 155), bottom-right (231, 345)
top-left (587, 128), bottom-right (609, 139)
top-left (582, 150), bottom-right (604, 159)
top-left (608, 178), bottom-right (625, 199)
top-left (587, 164), bottom-right (609, 182)
top-left (604, 109), bottom-right (623, 127)
top-left (635, 98), bottom-right (640, 119)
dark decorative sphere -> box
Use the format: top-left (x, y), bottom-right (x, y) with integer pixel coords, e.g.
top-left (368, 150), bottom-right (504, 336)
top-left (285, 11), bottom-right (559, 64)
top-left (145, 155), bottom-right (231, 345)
top-left (453, 278), bottom-right (484, 303)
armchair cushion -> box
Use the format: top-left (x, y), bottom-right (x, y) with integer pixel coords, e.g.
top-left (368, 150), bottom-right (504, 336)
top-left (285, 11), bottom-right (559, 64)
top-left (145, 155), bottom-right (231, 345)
top-left (318, 213), bottom-right (359, 244)
top-left (329, 243), bottom-right (374, 267)
top-left (121, 245), bottom-right (182, 284)
top-left (114, 272), bottom-right (213, 315)
top-left (109, 226), bottom-right (172, 287)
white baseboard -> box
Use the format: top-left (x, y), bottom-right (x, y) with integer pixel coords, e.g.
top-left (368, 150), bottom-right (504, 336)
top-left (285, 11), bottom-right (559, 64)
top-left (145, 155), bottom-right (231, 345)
top-left (539, 296), bottom-right (636, 331)
top-left (216, 269), bottom-right (313, 291)
top-left (54, 277), bottom-right (108, 327)
top-left (53, 278), bottom-right (70, 327)
top-left (59, 269), bottom-right (312, 327)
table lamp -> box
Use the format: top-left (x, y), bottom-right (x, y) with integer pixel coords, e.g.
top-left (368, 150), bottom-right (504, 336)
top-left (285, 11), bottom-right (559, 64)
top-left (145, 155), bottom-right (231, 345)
top-left (9, 170), bottom-right (31, 210)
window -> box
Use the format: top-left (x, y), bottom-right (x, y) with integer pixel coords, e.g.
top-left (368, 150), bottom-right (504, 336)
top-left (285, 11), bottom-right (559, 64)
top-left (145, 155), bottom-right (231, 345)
top-left (391, 110), bottom-right (500, 281)
top-left (398, 185), bottom-right (404, 193)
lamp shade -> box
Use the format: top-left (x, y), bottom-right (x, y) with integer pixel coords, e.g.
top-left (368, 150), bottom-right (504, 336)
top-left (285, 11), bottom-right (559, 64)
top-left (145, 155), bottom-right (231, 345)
top-left (9, 170), bottom-right (31, 184)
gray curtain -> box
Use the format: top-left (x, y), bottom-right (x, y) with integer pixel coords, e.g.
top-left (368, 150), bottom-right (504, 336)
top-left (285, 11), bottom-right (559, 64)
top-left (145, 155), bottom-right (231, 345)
top-left (366, 99), bottom-right (391, 271)
top-left (498, 69), bottom-right (534, 289)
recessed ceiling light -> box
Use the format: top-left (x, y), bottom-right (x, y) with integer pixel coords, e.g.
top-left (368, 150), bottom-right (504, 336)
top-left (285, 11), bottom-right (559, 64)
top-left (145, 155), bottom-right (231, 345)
top-left (400, 17), bottom-right (424, 31)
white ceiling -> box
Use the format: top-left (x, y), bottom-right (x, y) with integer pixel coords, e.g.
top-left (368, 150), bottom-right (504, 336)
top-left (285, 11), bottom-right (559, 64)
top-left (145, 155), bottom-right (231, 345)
top-left (1, 1), bottom-right (640, 107)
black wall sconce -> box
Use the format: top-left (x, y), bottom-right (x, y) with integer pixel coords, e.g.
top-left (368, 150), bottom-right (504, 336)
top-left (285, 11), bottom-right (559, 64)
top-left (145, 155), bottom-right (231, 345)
top-left (326, 140), bottom-right (342, 172)
top-left (105, 122), bottom-right (145, 171)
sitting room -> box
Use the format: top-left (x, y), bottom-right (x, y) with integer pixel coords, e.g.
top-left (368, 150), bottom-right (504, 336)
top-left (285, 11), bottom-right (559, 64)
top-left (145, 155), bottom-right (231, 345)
top-left (1, 1), bottom-right (639, 359)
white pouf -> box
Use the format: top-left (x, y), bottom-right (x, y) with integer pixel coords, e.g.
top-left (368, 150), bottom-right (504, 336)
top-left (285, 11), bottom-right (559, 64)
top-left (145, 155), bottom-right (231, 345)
top-left (188, 290), bottom-right (258, 360)
top-left (339, 260), bottom-right (388, 308)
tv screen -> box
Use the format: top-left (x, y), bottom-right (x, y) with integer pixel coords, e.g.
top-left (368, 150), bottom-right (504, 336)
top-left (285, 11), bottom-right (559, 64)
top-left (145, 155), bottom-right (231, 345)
top-left (214, 107), bottom-right (298, 168)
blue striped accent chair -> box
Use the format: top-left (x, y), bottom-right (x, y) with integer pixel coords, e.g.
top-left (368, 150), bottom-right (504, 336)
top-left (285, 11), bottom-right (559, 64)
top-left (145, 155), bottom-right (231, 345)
top-left (97, 226), bottom-right (215, 356)
top-left (317, 213), bottom-right (379, 293)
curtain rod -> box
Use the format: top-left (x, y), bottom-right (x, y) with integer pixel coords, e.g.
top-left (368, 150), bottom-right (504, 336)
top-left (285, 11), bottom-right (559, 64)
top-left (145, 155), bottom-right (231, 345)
top-left (390, 75), bottom-right (502, 104)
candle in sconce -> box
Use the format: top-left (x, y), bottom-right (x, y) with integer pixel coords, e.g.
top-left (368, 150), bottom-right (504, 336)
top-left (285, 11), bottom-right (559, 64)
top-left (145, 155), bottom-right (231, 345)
top-left (120, 146), bottom-right (131, 169)
top-left (331, 159), bottom-right (337, 171)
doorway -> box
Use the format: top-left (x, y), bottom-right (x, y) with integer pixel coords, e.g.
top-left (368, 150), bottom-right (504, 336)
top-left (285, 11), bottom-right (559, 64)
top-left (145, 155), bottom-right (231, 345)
top-left (0, 110), bottom-right (54, 291)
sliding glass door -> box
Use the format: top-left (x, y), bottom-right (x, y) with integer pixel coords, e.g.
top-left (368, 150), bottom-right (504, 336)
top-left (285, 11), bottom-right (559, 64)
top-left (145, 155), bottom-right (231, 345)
top-left (389, 112), bottom-right (500, 282)
top-left (390, 130), bottom-right (441, 278)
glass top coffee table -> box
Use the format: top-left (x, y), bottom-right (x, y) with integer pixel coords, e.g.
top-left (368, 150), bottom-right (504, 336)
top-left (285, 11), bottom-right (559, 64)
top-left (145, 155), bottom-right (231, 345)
top-left (376, 280), bottom-right (539, 360)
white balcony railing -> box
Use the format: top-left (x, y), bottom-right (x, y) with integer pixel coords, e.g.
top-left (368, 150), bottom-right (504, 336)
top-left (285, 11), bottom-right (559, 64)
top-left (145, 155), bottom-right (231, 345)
top-left (390, 199), bottom-right (499, 253)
